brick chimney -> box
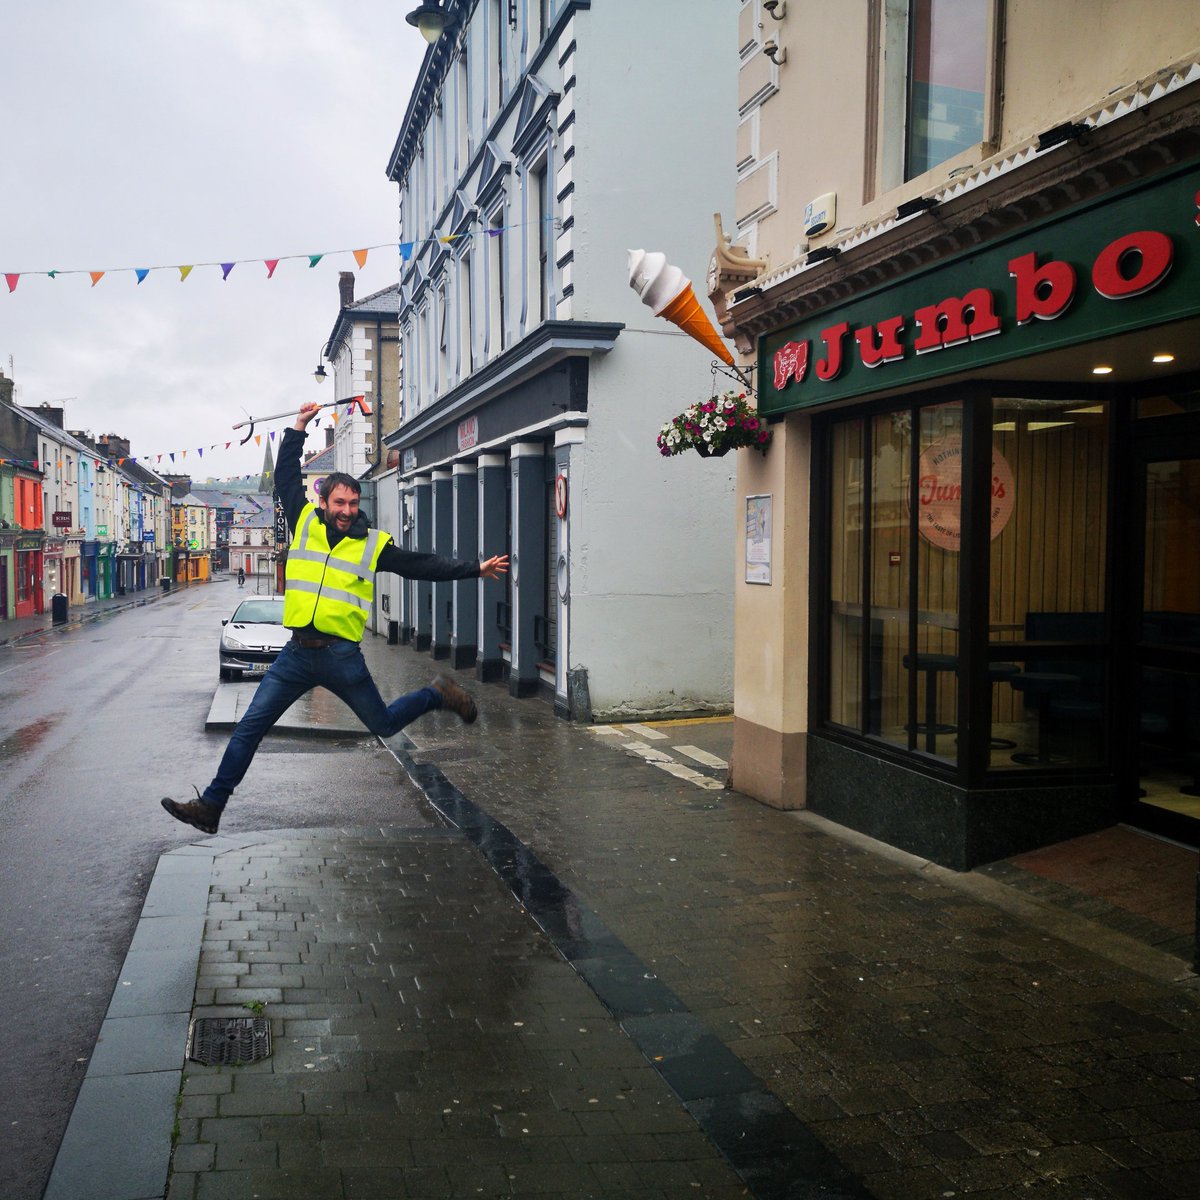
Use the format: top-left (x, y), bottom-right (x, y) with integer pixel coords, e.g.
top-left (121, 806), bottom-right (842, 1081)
top-left (0, 371), bottom-right (15, 407)
top-left (27, 402), bottom-right (64, 429)
top-left (338, 271), bottom-right (355, 309)
top-left (98, 433), bottom-right (131, 461)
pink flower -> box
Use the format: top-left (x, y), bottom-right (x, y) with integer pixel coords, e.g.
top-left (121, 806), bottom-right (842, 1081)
top-left (757, 430), bottom-right (769, 443)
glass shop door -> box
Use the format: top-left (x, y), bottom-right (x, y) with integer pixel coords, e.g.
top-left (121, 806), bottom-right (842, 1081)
top-left (1129, 435), bottom-right (1200, 847)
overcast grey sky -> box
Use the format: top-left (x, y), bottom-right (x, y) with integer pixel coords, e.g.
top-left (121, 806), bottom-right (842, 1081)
top-left (1, 0), bottom-right (425, 479)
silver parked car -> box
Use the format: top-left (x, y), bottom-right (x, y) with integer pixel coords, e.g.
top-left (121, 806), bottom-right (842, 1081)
top-left (219, 597), bottom-right (289, 681)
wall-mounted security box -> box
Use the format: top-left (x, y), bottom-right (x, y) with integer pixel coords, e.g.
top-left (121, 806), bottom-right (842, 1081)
top-left (804, 192), bottom-right (836, 237)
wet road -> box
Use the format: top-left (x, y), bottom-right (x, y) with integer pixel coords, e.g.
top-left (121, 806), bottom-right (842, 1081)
top-left (0, 583), bottom-right (433, 1200)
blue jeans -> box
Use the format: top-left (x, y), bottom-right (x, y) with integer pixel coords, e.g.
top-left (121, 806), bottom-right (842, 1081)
top-left (202, 639), bottom-right (441, 811)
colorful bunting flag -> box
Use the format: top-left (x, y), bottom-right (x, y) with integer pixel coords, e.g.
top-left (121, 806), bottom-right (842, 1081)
top-left (3, 219), bottom-right (559, 293)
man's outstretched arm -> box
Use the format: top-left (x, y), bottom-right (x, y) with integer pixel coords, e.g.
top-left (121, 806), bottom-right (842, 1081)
top-left (376, 546), bottom-right (509, 582)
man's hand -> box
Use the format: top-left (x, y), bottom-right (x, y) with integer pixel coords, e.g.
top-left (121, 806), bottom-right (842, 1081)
top-left (479, 554), bottom-right (510, 579)
top-left (293, 401), bottom-right (322, 432)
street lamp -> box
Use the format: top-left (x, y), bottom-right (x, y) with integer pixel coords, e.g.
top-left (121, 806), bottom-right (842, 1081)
top-left (405, 1), bottom-right (451, 43)
top-left (313, 337), bottom-right (338, 385)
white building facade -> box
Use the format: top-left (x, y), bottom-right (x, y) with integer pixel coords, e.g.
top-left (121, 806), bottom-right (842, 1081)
top-left (317, 274), bottom-right (401, 482)
top-left (385, 0), bottom-right (737, 719)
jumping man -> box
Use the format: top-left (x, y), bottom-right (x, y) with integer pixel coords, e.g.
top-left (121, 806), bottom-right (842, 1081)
top-left (161, 401), bottom-right (508, 834)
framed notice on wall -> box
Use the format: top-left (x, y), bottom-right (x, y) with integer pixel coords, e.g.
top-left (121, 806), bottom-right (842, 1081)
top-left (745, 494), bottom-right (772, 585)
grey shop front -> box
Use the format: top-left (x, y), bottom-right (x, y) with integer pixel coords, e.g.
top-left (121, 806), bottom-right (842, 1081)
top-left (758, 162), bottom-right (1200, 868)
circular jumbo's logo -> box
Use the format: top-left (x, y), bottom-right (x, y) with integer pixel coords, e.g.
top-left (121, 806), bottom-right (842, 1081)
top-left (915, 438), bottom-right (1014, 552)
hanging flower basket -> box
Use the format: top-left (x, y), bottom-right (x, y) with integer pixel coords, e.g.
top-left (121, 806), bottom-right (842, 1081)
top-left (656, 391), bottom-right (772, 459)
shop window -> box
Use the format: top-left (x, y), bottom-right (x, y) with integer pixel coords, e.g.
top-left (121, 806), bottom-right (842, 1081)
top-left (1138, 387), bottom-right (1200, 420)
top-left (987, 398), bottom-right (1109, 771)
top-left (827, 403), bottom-right (960, 763)
top-left (824, 393), bottom-right (1109, 777)
top-left (828, 421), bottom-right (865, 730)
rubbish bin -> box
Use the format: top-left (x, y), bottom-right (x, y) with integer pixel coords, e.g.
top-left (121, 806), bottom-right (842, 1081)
top-left (51, 592), bottom-right (68, 625)
top-left (160, 577), bottom-right (171, 593)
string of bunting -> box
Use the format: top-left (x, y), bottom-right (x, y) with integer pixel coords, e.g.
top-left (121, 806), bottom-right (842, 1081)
top-left (3, 217), bottom-right (560, 293)
top-left (0, 402), bottom-right (362, 480)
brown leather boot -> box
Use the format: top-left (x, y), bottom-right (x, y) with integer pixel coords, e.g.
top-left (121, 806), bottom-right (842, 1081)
top-left (432, 675), bottom-right (478, 724)
top-left (161, 788), bottom-right (221, 834)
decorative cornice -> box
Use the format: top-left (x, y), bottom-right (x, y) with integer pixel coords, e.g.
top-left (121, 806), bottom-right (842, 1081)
top-left (727, 75), bottom-right (1200, 343)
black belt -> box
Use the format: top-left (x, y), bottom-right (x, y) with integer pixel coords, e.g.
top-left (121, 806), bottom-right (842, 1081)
top-left (291, 633), bottom-right (338, 649)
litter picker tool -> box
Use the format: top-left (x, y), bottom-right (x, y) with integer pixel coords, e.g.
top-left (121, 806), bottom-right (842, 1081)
top-left (232, 396), bottom-right (371, 444)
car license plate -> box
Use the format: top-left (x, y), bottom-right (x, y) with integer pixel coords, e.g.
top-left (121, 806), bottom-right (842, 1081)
top-left (247, 663), bottom-right (269, 676)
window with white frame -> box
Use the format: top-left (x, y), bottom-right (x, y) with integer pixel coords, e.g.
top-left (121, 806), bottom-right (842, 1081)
top-left (437, 282), bottom-right (449, 396)
top-left (458, 49), bottom-right (470, 169)
top-left (459, 251), bottom-right (474, 378)
top-left (415, 303), bottom-right (429, 408)
top-left (528, 156), bottom-right (553, 325)
top-left (490, 0), bottom-right (504, 115)
top-left (488, 206), bottom-right (507, 356)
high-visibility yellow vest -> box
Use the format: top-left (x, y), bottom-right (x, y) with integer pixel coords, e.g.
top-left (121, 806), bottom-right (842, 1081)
top-left (283, 503), bottom-right (390, 641)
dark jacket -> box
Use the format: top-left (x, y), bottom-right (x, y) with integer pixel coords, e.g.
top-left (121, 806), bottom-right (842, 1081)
top-left (275, 426), bottom-right (481, 587)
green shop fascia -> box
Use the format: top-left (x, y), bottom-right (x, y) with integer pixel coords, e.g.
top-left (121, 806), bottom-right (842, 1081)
top-left (758, 165), bottom-right (1199, 414)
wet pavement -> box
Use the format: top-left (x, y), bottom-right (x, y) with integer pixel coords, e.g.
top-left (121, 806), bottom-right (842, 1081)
top-left (34, 619), bottom-right (1200, 1199)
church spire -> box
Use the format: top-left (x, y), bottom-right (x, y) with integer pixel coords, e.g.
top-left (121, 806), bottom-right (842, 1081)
top-left (259, 437), bottom-right (275, 493)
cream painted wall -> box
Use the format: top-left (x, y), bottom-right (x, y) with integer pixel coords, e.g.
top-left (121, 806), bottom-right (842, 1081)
top-left (1001, 0), bottom-right (1200, 144)
top-left (733, 414), bottom-right (810, 734)
top-left (743, 0), bottom-right (1200, 277)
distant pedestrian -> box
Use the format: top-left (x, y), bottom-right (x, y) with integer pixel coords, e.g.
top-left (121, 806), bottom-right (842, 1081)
top-left (236, 566), bottom-right (245, 587)
top-left (161, 401), bottom-right (508, 834)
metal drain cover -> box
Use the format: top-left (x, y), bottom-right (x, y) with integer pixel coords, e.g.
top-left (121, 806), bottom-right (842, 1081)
top-left (186, 1016), bottom-right (271, 1065)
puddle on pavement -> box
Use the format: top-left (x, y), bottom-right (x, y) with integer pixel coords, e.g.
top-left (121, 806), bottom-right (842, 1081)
top-left (0, 713), bottom-right (63, 760)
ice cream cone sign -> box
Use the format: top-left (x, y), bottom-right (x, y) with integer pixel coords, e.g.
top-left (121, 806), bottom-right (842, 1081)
top-left (628, 249), bottom-right (734, 366)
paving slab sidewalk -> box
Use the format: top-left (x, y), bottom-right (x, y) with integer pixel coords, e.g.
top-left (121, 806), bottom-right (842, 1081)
top-left (46, 632), bottom-right (1200, 1200)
